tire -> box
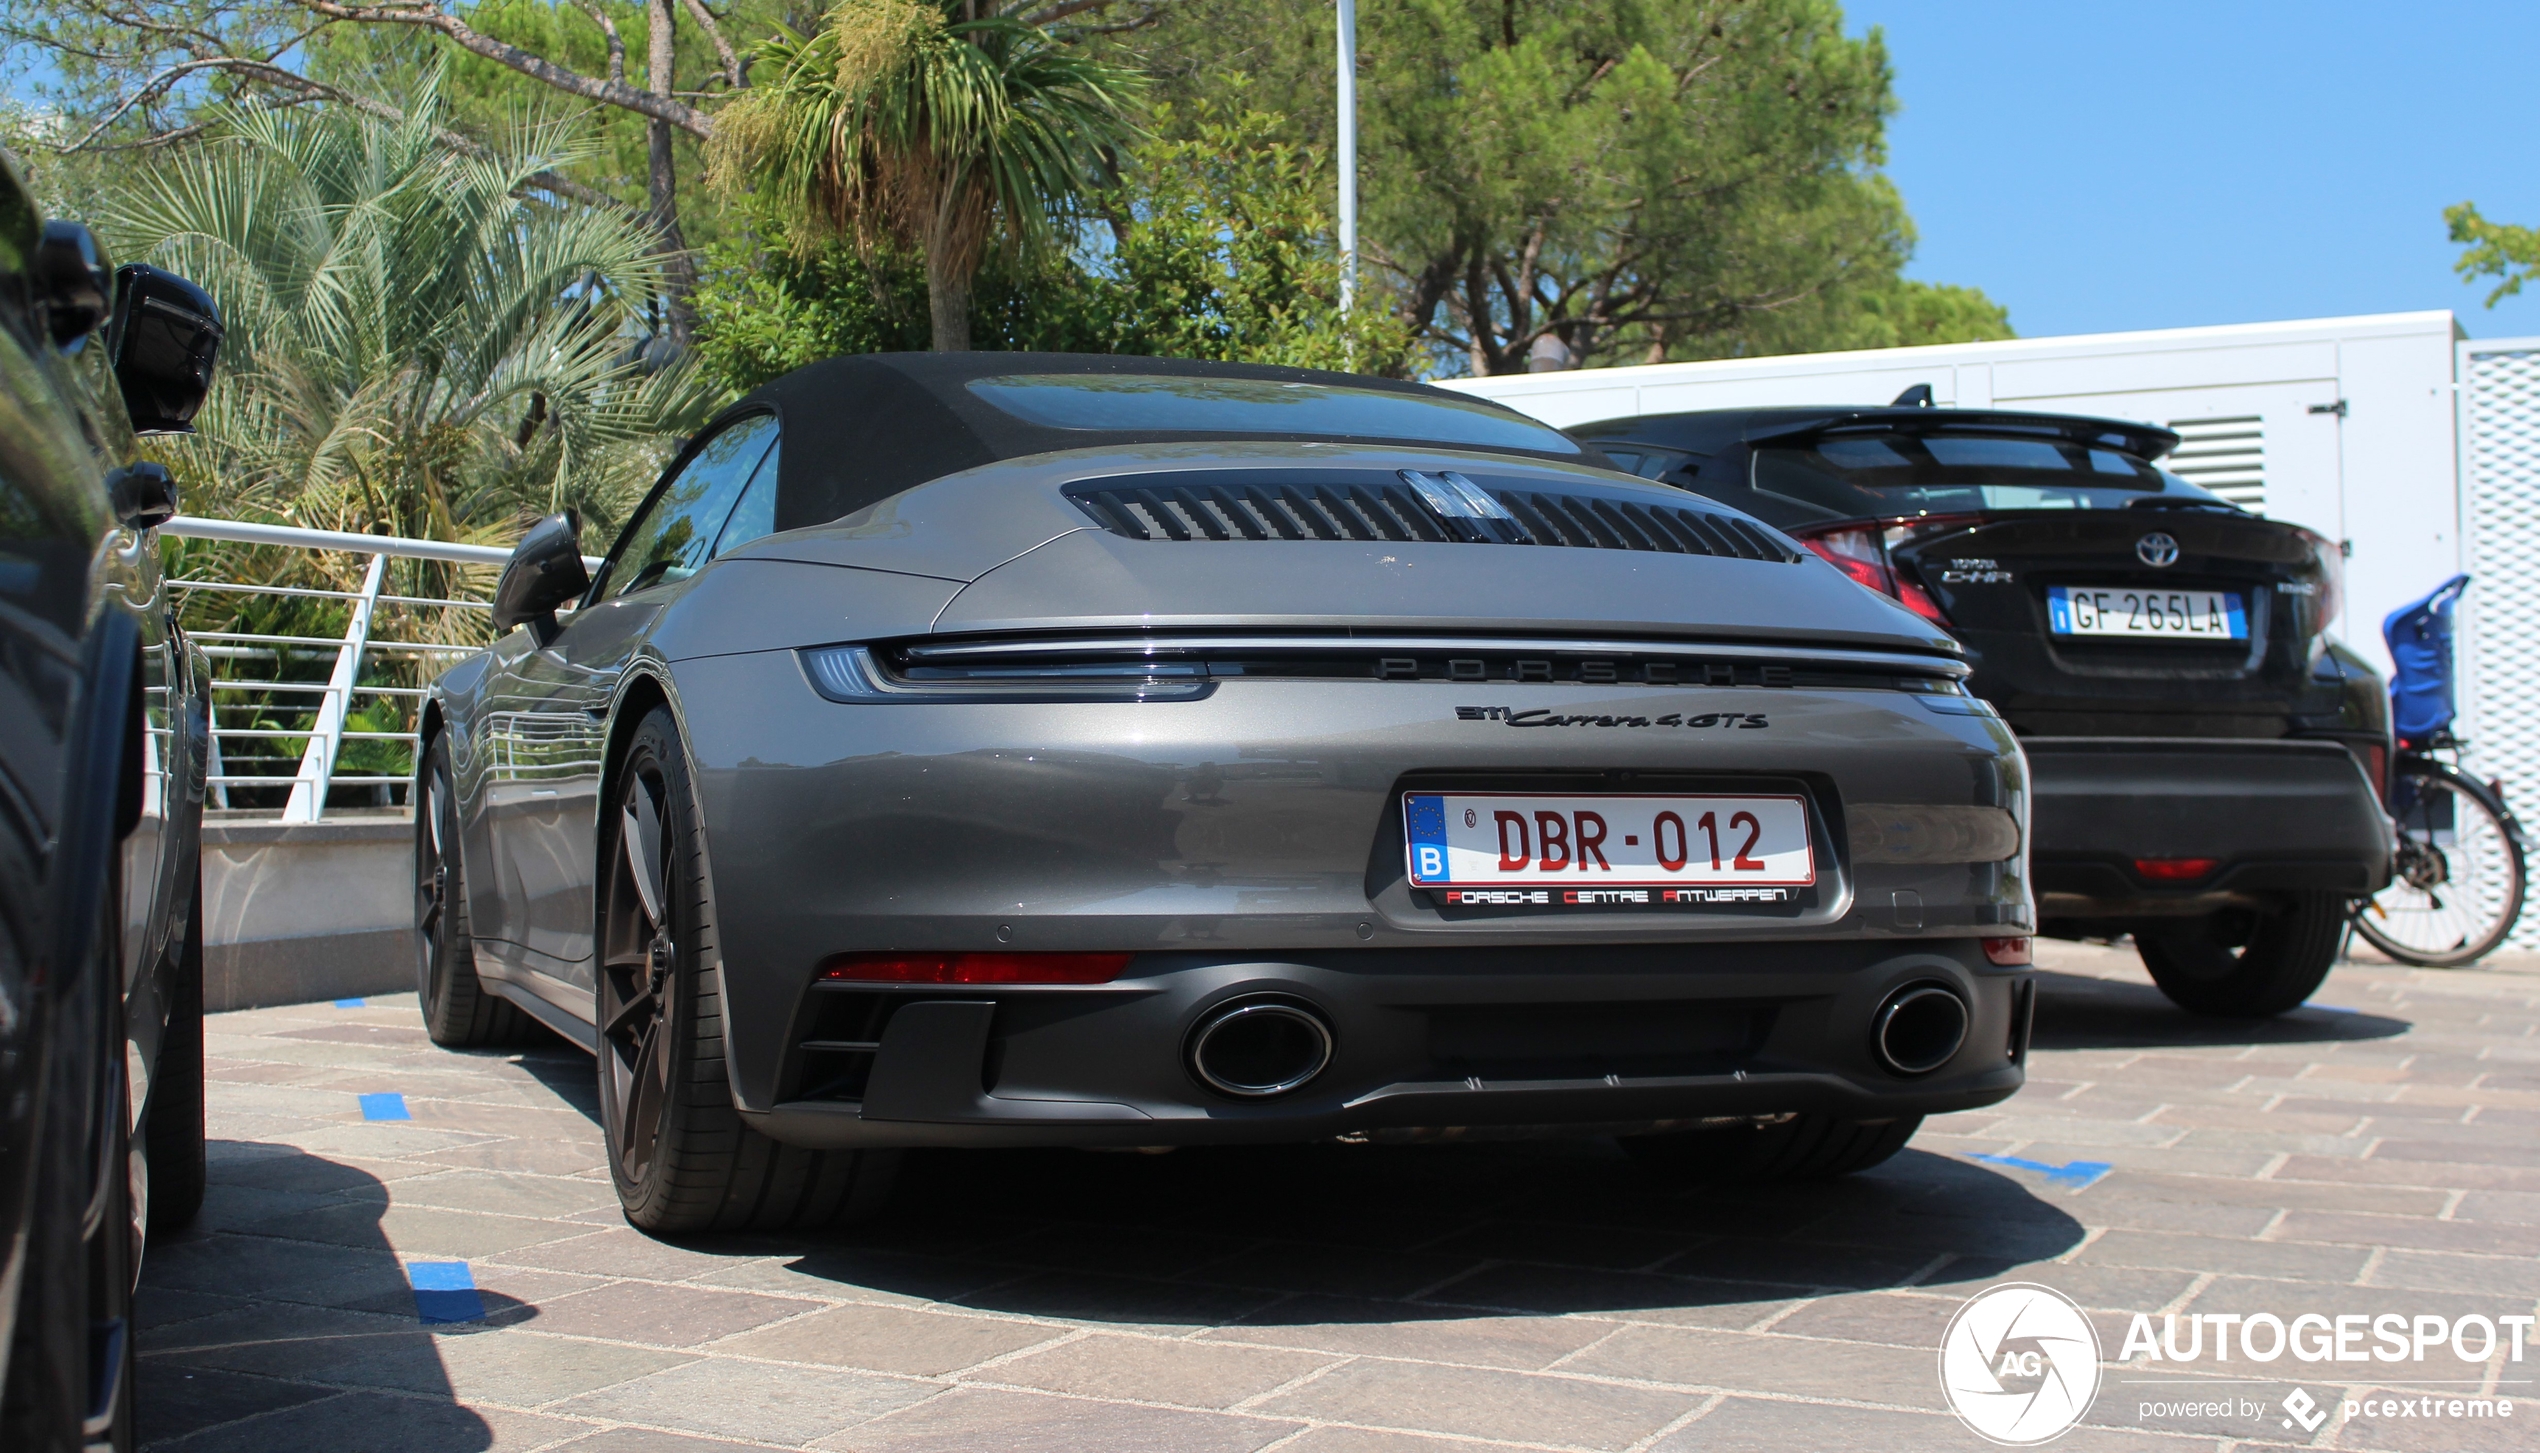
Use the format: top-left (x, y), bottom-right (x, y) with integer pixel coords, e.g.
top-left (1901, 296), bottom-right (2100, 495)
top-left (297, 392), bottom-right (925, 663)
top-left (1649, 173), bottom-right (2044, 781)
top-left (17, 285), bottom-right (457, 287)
top-left (1621, 1113), bottom-right (1922, 1183)
top-left (2135, 891), bottom-right (2346, 1017)
top-left (86, 1116), bottom-right (138, 1453)
top-left (2, 901), bottom-right (137, 1453)
top-left (2352, 764), bottom-right (2528, 967)
top-left (415, 732), bottom-right (532, 1047)
top-left (144, 868), bottom-right (207, 1236)
top-left (597, 707), bottom-right (896, 1233)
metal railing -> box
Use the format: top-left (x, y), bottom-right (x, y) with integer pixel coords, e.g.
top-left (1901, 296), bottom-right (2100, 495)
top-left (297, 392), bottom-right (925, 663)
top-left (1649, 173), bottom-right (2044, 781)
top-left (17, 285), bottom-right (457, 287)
top-left (161, 516), bottom-right (523, 823)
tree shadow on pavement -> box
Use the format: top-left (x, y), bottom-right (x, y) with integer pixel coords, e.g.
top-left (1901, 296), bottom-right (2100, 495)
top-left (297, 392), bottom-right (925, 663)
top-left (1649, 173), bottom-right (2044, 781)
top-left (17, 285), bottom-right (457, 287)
top-left (132, 1143), bottom-right (534, 1452)
top-left (2030, 967), bottom-right (2408, 1050)
top-left (765, 1138), bottom-right (2086, 1329)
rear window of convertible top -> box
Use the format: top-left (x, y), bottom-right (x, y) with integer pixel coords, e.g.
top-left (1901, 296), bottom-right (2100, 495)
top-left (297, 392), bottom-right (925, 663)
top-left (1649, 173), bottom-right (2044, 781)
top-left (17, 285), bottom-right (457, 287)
top-left (966, 374), bottom-right (1580, 455)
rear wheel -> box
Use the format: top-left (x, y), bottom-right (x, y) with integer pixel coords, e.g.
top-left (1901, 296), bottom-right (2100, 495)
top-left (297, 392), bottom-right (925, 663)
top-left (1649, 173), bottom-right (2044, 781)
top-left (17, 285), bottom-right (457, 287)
top-left (1621, 1113), bottom-right (1922, 1182)
top-left (2351, 765), bottom-right (2527, 967)
top-left (415, 733), bottom-right (532, 1047)
top-left (2135, 891), bottom-right (2345, 1016)
top-left (598, 707), bottom-right (896, 1233)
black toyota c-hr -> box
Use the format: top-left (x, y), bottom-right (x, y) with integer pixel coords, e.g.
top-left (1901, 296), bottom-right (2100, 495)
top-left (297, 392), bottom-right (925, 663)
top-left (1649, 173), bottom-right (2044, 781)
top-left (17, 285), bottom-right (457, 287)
top-left (0, 160), bottom-right (225, 1450)
top-left (1579, 399), bottom-right (2390, 1018)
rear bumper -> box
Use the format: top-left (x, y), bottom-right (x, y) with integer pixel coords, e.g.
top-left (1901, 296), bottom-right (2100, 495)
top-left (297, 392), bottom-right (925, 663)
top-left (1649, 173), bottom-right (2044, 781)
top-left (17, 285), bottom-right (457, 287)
top-left (2026, 736), bottom-right (2391, 921)
top-left (744, 940), bottom-right (2029, 1150)
top-left (667, 647), bottom-right (2033, 1113)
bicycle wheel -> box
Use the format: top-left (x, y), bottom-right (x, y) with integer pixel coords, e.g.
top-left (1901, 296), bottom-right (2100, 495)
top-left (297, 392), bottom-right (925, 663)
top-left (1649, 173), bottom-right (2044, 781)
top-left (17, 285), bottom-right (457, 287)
top-left (2352, 764), bottom-right (2528, 966)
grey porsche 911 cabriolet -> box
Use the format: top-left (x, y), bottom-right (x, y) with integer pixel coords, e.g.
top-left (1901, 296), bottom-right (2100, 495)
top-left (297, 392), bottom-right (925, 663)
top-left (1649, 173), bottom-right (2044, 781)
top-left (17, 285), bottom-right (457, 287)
top-left (417, 352), bottom-right (2036, 1232)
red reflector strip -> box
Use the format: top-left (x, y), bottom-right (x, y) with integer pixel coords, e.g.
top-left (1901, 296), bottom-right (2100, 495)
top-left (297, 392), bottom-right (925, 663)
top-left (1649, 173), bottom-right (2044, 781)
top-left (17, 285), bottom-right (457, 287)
top-left (819, 952), bottom-right (1132, 985)
top-left (1982, 936), bottom-right (2033, 966)
top-left (2133, 857), bottom-right (2220, 882)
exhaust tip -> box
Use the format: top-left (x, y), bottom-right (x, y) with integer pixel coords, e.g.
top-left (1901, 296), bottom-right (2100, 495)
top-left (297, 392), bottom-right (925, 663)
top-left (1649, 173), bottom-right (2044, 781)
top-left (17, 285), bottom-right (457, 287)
top-left (1189, 998), bottom-right (1332, 1098)
top-left (1874, 983), bottom-right (1969, 1076)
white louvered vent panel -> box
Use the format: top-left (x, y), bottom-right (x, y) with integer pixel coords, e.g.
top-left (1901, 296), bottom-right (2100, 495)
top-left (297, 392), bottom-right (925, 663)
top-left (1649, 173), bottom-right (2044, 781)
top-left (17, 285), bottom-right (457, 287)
top-left (2165, 415), bottom-right (2266, 508)
top-left (2463, 344), bottom-right (2540, 949)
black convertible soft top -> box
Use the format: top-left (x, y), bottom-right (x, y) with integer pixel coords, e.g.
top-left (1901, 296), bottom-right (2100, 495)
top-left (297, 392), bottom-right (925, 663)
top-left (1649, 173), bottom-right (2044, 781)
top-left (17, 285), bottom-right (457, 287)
top-left (721, 352), bottom-right (1585, 533)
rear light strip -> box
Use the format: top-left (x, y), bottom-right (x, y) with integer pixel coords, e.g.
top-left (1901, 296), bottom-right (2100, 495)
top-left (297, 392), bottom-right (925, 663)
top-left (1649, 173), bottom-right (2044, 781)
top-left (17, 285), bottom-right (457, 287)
top-left (818, 952), bottom-right (1133, 985)
top-left (801, 634), bottom-right (1970, 705)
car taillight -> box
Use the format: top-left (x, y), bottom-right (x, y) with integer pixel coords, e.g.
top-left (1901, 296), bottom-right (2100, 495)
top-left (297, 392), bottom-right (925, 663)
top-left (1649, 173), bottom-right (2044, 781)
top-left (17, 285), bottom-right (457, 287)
top-left (1982, 937), bottom-right (2033, 966)
top-left (1792, 516), bottom-right (1976, 625)
top-left (818, 952), bottom-right (1132, 984)
top-left (2133, 857), bottom-right (2219, 882)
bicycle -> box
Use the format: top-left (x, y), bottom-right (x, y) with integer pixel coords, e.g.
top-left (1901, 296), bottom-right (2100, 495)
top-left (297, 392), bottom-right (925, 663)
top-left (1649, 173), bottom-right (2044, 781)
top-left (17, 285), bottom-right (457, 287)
top-left (2349, 575), bottom-right (2532, 966)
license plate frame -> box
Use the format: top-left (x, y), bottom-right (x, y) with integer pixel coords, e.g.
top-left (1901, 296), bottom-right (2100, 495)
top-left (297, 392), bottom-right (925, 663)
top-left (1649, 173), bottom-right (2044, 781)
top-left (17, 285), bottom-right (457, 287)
top-left (2046, 585), bottom-right (2247, 641)
top-left (1403, 791), bottom-right (1817, 890)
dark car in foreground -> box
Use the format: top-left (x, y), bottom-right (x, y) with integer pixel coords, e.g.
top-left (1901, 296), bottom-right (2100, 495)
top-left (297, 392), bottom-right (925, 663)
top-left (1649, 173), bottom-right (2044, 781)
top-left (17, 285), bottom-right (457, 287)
top-left (1578, 398), bottom-right (2390, 1018)
top-left (0, 165), bottom-right (224, 1450)
top-left (419, 353), bottom-right (2040, 1233)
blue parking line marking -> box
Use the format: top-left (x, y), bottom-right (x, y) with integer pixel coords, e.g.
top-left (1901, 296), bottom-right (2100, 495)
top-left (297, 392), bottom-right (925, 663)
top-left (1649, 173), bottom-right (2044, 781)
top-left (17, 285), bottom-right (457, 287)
top-left (1973, 1153), bottom-right (2112, 1190)
top-left (2305, 1003), bottom-right (2357, 1014)
top-left (408, 1262), bottom-right (485, 1323)
top-left (358, 1092), bottom-right (410, 1121)
top-left (334, 997), bottom-right (367, 1008)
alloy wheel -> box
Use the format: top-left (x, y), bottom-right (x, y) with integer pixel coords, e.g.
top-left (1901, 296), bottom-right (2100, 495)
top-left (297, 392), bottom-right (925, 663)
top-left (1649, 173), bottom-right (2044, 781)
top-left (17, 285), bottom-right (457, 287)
top-left (414, 762), bottom-right (450, 997)
top-left (600, 763), bottom-right (676, 1184)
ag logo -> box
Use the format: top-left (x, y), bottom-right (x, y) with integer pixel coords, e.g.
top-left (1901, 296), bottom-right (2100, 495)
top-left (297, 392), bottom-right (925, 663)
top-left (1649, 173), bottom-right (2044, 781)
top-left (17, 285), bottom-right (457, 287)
top-left (2136, 532), bottom-right (2180, 568)
top-left (1939, 1283), bottom-right (2102, 1444)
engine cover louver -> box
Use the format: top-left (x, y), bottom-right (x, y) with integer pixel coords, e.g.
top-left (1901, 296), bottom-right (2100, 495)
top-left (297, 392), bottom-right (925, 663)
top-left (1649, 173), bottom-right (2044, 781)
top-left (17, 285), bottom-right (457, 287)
top-left (1061, 470), bottom-right (1801, 563)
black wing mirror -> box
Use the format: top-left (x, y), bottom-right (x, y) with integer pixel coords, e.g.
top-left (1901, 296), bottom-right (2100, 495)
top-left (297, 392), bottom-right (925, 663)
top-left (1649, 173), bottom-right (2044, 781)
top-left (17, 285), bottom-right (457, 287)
top-left (491, 513), bottom-right (592, 639)
top-left (106, 461), bottom-right (179, 531)
top-left (36, 221), bottom-right (111, 350)
top-left (107, 264), bottom-right (224, 434)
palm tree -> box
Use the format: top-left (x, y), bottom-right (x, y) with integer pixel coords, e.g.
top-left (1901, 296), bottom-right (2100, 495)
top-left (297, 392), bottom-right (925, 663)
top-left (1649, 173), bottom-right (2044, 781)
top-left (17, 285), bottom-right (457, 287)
top-left (99, 78), bottom-right (707, 551)
top-left (710, 0), bottom-right (1143, 351)
top-left (94, 82), bottom-right (712, 809)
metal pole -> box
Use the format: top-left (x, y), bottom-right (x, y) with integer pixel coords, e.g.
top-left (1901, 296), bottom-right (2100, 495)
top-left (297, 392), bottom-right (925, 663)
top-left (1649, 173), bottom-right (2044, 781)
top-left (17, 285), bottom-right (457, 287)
top-left (282, 550), bottom-right (386, 824)
top-left (1336, 0), bottom-right (1357, 318)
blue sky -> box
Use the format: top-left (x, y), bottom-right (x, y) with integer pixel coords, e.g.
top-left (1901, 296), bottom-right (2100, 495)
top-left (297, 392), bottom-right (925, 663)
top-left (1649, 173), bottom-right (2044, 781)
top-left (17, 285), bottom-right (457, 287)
top-left (1850, 0), bottom-right (2540, 339)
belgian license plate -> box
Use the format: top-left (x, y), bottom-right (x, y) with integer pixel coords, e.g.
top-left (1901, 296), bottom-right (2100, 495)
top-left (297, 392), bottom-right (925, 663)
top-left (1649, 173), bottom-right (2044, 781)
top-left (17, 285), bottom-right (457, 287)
top-left (2047, 585), bottom-right (2246, 641)
top-left (1404, 792), bottom-right (1815, 888)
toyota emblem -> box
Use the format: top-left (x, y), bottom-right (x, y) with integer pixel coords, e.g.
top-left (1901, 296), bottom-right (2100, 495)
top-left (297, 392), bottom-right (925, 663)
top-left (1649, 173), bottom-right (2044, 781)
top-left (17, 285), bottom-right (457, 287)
top-left (2136, 532), bottom-right (2180, 568)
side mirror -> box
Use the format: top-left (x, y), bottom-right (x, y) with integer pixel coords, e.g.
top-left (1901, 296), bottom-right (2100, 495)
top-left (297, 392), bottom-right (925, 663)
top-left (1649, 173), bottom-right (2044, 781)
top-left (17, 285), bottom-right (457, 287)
top-left (36, 221), bottom-right (111, 350)
top-left (106, 461), bottom-right (179, 531)
top-left (107, 264), bottom-right (223, 434)
top-left (491, 513), bottom-right (592, 637)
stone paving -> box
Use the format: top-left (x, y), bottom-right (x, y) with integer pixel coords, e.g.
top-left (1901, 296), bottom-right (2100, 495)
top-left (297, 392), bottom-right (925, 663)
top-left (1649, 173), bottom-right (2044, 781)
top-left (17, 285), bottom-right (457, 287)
top-left (137, 942), bottom-right (2540, 1453)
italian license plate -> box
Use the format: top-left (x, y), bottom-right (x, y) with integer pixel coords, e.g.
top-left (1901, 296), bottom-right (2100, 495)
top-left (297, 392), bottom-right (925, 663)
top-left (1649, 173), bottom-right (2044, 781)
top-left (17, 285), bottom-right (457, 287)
top-left (2046, 585), bottom-right (2246, 641)
top-left (1404, 792), bottom-right (1815, 888)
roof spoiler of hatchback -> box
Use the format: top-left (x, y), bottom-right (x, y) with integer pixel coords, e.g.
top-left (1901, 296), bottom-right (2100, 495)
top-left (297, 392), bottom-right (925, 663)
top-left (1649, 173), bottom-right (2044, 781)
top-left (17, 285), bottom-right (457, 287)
top-left (1742, 407), bottom-right (2182, 462)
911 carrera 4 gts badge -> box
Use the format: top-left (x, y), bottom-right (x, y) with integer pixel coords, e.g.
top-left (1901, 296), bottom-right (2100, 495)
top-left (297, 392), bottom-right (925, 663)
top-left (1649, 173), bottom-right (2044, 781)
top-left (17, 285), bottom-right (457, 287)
top-left (1457, 706), bottom-right (1769, 729)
